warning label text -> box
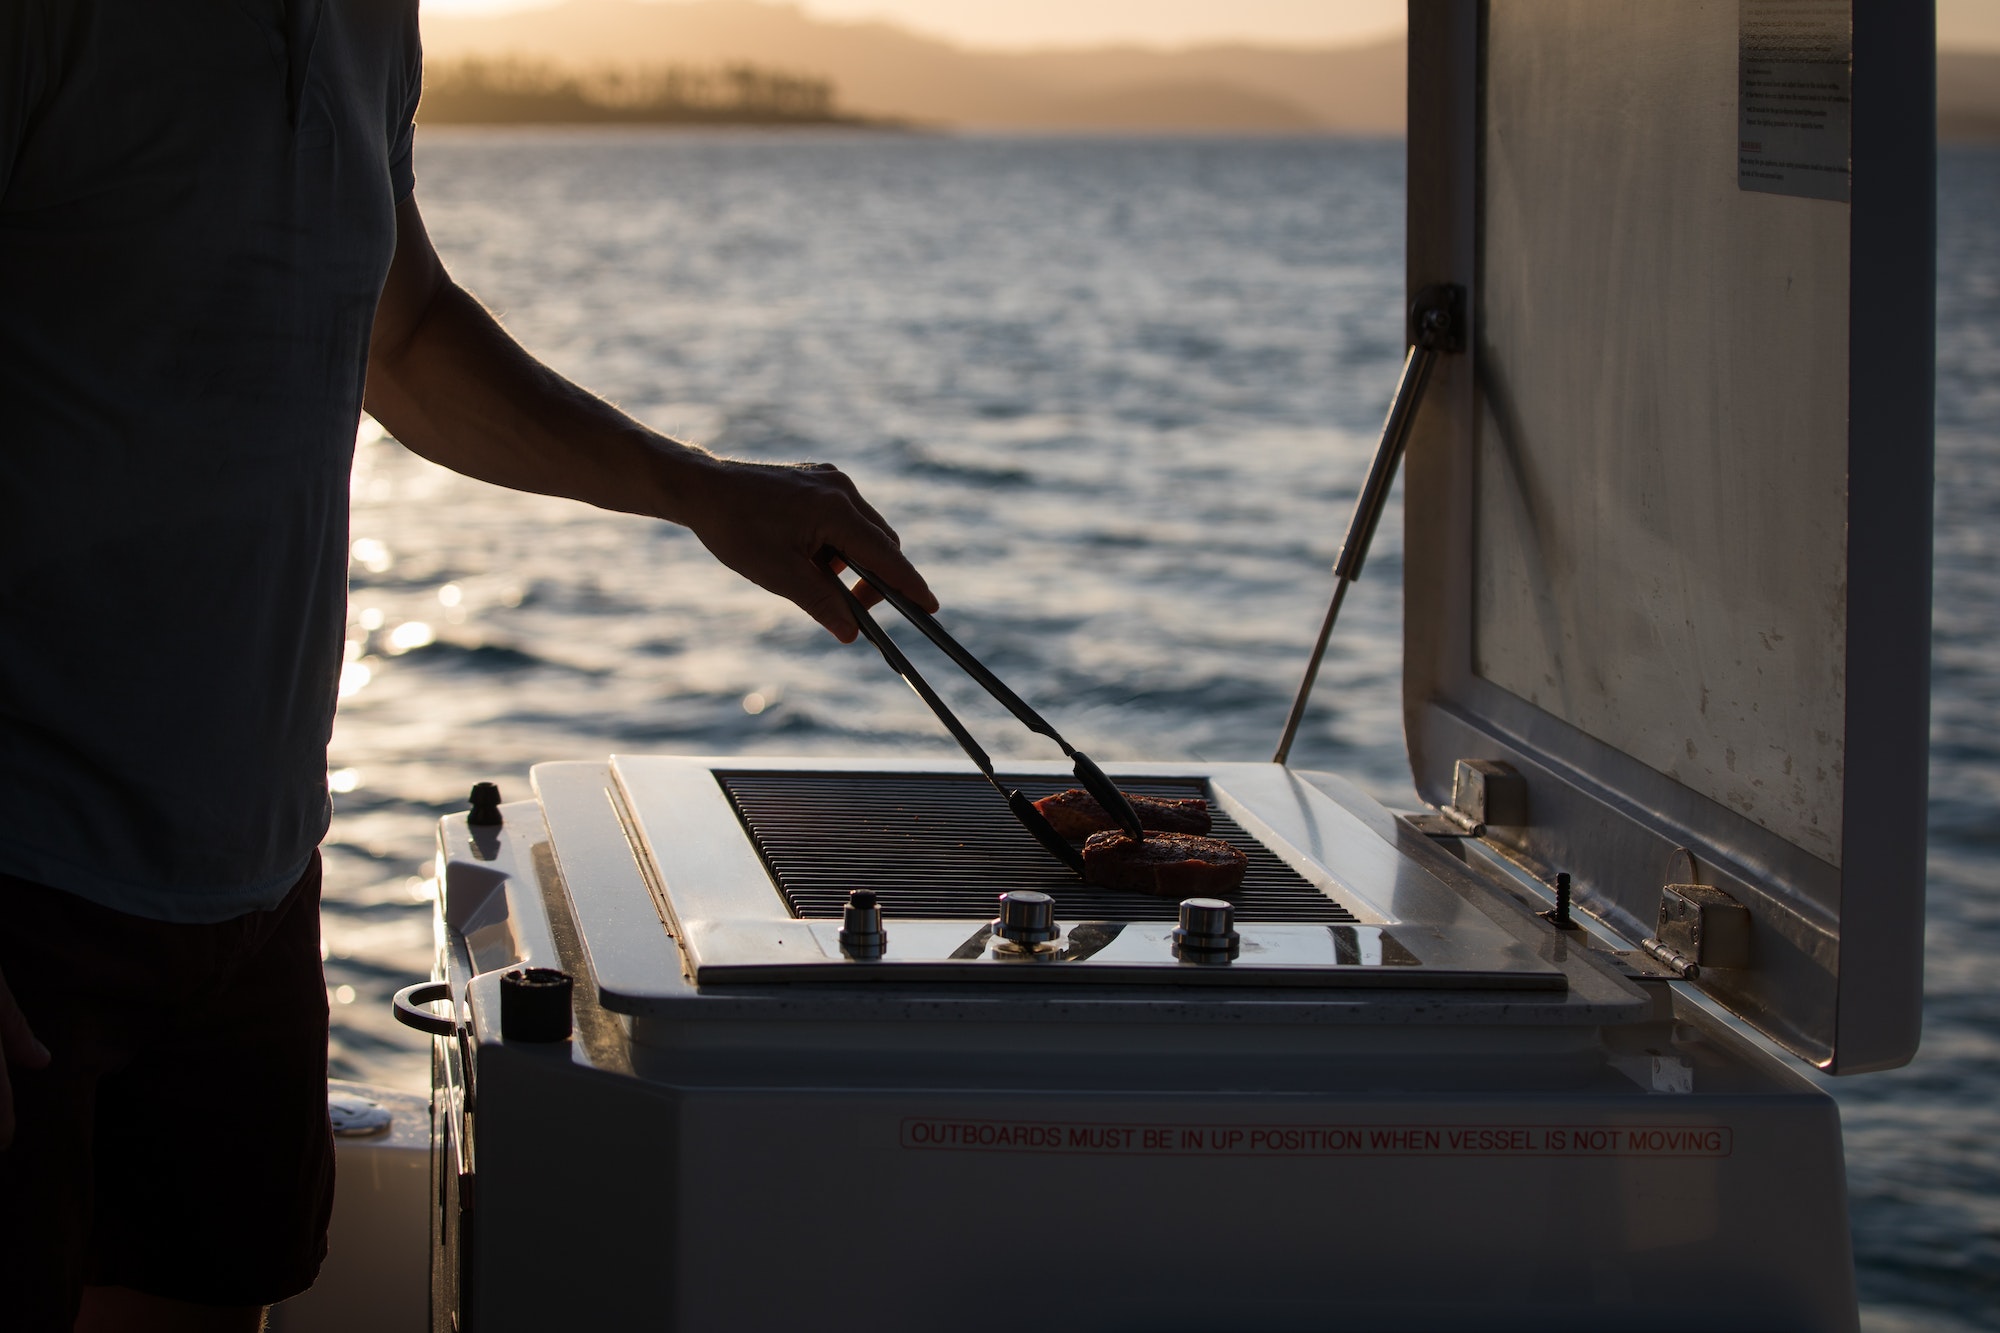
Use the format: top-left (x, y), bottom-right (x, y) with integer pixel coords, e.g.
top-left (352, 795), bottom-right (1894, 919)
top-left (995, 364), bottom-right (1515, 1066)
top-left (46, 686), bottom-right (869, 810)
top-left (899, 1119), bottom-right (1732, 1158)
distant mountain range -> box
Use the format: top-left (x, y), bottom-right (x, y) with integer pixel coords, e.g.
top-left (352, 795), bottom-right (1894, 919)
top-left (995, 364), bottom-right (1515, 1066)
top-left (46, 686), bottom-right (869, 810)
top-left (1940, 51), bottom-right (2000, 141)
top-left (422, 1), bottom-right (2000, 139)
top-left (419, 0), bottom-right (1405, 133)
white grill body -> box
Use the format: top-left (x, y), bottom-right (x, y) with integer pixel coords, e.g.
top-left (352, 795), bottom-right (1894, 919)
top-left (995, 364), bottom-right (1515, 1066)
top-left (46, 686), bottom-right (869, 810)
top-left (423, 759), bottom-right (1857, 1332)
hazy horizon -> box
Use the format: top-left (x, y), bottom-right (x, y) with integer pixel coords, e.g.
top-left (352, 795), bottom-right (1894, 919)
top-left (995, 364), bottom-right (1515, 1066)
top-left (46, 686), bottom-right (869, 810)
top-left (420, 0), bottom-right (1403, 52)
top-left (420, 0), bottom-right (2000, 54)
top-left (418, 2), bottom-right (1414, 133)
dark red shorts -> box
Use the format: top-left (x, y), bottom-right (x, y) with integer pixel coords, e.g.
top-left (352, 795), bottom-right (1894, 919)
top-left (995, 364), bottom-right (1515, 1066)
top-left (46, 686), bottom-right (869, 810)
top-left (0, 855), bottom-right (334, 1327)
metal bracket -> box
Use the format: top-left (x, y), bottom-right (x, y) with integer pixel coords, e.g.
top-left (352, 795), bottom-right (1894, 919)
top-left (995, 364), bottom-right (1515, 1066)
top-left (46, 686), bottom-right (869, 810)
top-left (1641, 883), bottom-right (1753, 979)
top-left (1449, 758), bottom-right (1526, 833)
top-left (1409, 282), bottom-right (1466, 353)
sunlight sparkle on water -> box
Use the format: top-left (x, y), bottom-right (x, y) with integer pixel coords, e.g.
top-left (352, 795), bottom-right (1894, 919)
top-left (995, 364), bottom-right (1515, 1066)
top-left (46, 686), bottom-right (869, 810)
top-left (386, 621), bottom-right (435, 654)
top-left (329, 768), bottom-right (361, 793)
top-left (351, 537), bottom-right (393, 573)
top-left (338, 661), bottom-right (372, 698)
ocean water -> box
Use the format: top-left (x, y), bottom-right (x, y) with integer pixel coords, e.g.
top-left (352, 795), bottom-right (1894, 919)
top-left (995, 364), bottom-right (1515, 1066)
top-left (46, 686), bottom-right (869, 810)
top-left (325, 130), bottom-right (1999, 1330)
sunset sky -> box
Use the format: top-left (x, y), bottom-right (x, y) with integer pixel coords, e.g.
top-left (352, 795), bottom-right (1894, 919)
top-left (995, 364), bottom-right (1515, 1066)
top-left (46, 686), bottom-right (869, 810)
top-left (419, 0), bottom-right (2000, 52)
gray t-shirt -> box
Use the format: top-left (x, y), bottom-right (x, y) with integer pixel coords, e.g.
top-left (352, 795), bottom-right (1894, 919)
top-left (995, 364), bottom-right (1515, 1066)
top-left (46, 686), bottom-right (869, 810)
top-left (0, 1), bottom-right (421, 922)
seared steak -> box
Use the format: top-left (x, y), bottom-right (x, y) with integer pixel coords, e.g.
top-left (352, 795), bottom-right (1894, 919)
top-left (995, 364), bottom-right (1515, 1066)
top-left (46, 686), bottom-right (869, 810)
top-left (1080, 830), bottom-right (1247, 896)
top-left (1033, 788), bottom-right (1212, 839)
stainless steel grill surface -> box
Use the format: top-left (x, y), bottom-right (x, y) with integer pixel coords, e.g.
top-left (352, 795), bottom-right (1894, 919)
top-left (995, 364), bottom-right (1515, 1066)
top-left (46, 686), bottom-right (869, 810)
top-left (718, 770), bottom-right (1358, 923)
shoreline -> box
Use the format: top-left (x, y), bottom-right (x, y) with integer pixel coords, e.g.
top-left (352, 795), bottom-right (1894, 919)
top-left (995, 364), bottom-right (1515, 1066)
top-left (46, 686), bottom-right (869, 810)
top-left (409, 121), bottom-right (1412, 141)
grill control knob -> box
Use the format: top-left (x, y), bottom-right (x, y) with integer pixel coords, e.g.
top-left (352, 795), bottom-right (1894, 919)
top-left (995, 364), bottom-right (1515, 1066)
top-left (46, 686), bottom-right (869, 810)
top-left (993, 890), bottom-right (1060, 949)
top-left (838, 889), bottom-right (888, 959)
top-left (1173, 897), bottom-right (1241, 962)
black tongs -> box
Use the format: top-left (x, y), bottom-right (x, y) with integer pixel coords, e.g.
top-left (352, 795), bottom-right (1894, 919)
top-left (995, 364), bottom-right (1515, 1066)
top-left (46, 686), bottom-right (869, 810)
top-left (822, 547), bottom-right (1146, 876)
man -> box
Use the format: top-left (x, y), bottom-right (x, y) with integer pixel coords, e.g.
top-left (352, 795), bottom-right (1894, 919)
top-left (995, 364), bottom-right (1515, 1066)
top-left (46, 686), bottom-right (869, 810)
top-left (0, 3), bottom-right (934, 1328)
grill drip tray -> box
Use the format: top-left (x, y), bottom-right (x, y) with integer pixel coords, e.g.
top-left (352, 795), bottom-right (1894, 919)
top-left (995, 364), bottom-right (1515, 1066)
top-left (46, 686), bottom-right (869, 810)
top-left (608, 757), bottom-right (1568, 992)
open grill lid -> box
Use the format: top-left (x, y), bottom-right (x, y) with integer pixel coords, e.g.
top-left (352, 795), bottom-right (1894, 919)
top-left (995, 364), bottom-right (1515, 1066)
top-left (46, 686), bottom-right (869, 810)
top-left (1399, 2), bottom-right (1932, 1072)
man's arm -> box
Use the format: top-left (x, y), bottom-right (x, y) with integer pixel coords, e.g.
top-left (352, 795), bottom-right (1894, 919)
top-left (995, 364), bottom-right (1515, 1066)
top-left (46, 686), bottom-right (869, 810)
top-left (362, 196), bottom-right (935, 640)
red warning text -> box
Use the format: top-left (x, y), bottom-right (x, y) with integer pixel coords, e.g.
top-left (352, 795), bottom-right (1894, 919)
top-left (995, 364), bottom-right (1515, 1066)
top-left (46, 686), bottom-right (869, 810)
top-left (899, 1119), bottom-right (1732, 1158)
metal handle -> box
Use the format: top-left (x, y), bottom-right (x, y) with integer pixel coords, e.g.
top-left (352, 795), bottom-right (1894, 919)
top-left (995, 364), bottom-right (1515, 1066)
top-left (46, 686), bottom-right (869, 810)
top-left (1009, 788), bottom-right (1085, 874)
top-left (392, 980), bottom-right (459, 1037)
top-left (835, 574), bottom-right (999, 776)
top-left (1065, 751), bottom-right (1147, 843)
top-left (829, 548), bottom-right (1147, 844)
top-left (831, 574), bottom-right (1085, 875)
top-left (834, 548), bottom-right (1065, 746)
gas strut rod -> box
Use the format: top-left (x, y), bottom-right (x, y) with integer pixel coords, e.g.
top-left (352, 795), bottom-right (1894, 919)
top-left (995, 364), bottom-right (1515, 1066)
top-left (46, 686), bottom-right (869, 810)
top-left (1273, 284), bottom-right (1464, 766)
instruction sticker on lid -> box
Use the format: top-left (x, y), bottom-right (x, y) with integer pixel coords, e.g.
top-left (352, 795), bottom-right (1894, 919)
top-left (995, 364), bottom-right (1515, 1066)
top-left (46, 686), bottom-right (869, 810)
top-left (1738, 0), bottom-right (1852, 202)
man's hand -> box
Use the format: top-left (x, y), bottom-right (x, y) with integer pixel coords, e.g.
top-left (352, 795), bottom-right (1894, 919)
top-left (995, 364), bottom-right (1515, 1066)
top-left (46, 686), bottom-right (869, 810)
top-left (363, 196), bottom-right (934, 639)
top-left (0, 963), bottom-right (51, 1150)
top-left (677, 457), bottom-right (933, 642)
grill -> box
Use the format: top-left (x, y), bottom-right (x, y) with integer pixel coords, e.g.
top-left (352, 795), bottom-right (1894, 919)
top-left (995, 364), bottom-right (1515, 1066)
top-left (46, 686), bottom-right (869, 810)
top-left (718, 770), bottom-right (1359, 924)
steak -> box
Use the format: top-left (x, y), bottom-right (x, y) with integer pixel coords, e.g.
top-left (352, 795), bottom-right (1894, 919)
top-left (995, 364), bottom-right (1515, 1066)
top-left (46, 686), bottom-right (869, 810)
top-left (1033, 788), bottom-right (1212, 839)
top-left (1080, 830), bottom-right (1248, 896)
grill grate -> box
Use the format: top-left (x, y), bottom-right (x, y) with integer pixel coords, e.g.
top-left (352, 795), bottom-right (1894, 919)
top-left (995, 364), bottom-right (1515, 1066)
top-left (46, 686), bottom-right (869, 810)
top-left (717, 771), bottom-right (1358, 924)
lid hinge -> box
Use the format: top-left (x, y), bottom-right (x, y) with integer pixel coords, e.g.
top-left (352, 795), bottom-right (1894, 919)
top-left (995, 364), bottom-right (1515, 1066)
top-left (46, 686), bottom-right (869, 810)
top-left (1403, 759), bottom-right (1525, 839)
top-left (1641, 883), bottom-right (1753, 979)
top-left (1448, 758), bottom-right (1526, 835)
